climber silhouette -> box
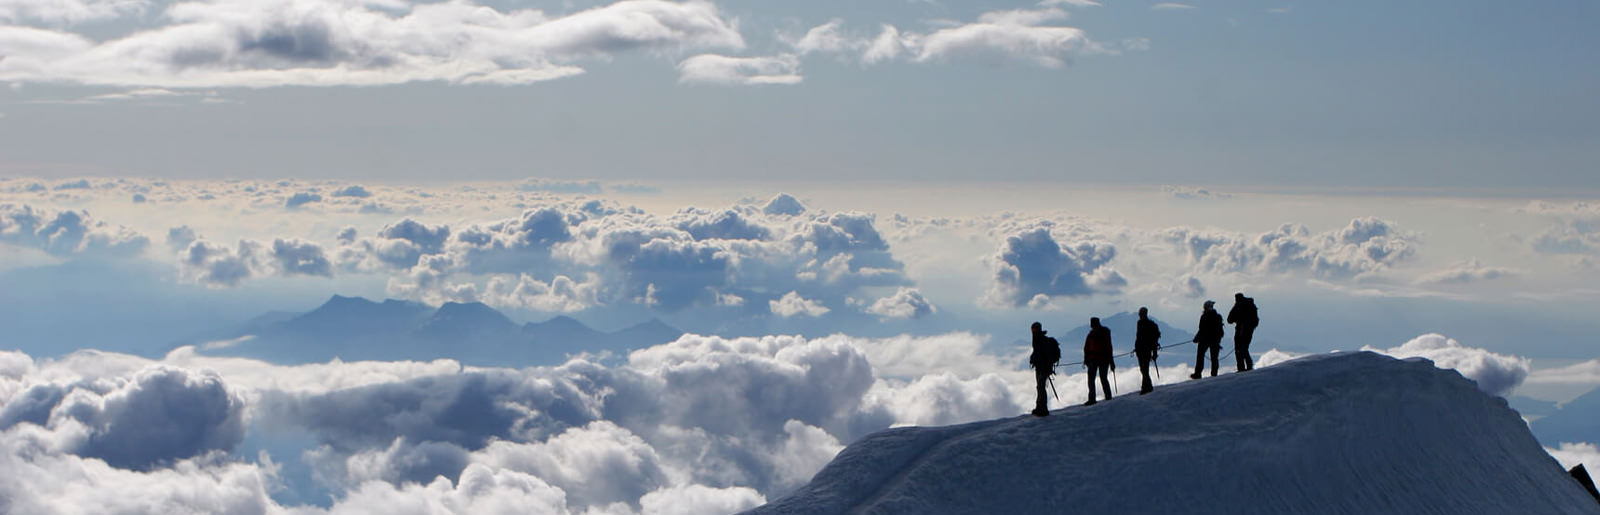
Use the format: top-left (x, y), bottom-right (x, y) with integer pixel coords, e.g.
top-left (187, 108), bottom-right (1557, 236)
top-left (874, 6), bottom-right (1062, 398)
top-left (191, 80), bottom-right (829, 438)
top-left (1084, 317), bottom-right (1114, 405)
top-left (1228, 293), bottom-right (1260, 372)
top-left (1190, 300), bottom-right (1224, 379)
top-left (1028, 322), bottom-right (1060, 416)
top-left (1134, 307), bottom-right (1160, 395)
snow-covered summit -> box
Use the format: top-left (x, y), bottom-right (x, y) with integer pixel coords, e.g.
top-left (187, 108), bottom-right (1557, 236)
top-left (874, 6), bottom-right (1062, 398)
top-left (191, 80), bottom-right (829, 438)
top-left (748, 352), bottom-right (1600, 514)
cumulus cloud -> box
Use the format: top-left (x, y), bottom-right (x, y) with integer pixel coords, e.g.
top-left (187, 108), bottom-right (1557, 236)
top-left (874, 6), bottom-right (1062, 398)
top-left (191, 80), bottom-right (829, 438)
top-left (770, 291), bottom-right (830, 317)
top-left (331, 185), bottom-right (371, 198)
top-left (677, 53), bottom-right (802, 85)
top-left (1364, 334), bottom-right (1531, 397)
top-left (0, 0), bottom-right (745, 88)
top-left (1164, 217), bottom-right (1417, 280)
top-left (179, 237), bottom-right (334, 286)
top-left (985, 222), bottom-right (1125, 307)
top-left (763, 193), bottom-right (806, 216)
top-left (0, 203), bottom-right (149, 257)
top-left (0, 365), bottom-right (246, 470)
top-left (328, 201), bottom-right (912, 314)
top-left (862, 287), bottom-right (936, 319)
top-left (286, 192), bottom-right (323, 208)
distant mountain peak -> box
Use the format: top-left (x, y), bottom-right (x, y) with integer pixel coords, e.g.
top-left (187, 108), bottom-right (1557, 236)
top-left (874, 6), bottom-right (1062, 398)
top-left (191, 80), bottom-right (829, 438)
top-left (525, 315), bottom-right (596, 333)
top-left (320, 294), bottom-right (377, 308)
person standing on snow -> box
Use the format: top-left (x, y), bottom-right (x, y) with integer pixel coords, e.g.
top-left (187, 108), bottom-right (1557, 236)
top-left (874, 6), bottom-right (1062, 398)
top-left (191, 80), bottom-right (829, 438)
top-left (1190, 300), bottom-right (1225, 379)
top-left (1227, 293), bottom-right (1260, 372)
top-left (1134, 307), bottom-right (1161, 395)
top-left (1029, 322), bottom-right (1061, 417)
top-left (1084, 317), bottom-right (1114, 405)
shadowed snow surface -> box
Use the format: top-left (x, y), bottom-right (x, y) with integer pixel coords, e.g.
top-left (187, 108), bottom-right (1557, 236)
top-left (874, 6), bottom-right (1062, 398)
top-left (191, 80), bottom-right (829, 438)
top-left (748, 352), bottom-right (1600, 514)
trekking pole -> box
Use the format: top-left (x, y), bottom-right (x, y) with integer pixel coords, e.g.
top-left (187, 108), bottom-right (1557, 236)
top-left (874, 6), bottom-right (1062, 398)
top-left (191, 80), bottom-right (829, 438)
top-left (1111, 365), bottom-right (1118, 396)
top-left (1048, 375), bottom-right (1059, 401)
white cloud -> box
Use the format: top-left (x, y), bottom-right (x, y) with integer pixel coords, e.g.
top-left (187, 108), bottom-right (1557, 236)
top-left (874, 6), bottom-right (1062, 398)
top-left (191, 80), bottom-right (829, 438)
top-left (862, 24), bottom-right (903, 65)
top-left (1152, 3), bottom-right (1197, 10)
top-left (863, 287), bottom-right (936, 319)
top-left (1525, 360), bottom-right (1600, 386)
top-left (0, 329), bottom-right (1556, 513)
top-left (911, 8), bottom-right (1088, 68)
top-left (782, 8), bottom-right (1112, 69)
top-left (1546, 442), bottom-right (1599, 475)
top-left (677, 53), bottom-right (802, 86)
top-left (0, 0), bottom-right (744, 88)
top-left (770, 291), bottom-right (830, 317)
top-left (1364, 334), bottom-right (1531, 397)
top-left (1164, 217), bottom-right (1417, 280)
top-left (0, 203), bottom-right (148, 257)
top-left (790, 19), bottom-right (861, 56)
top-left (178, 236), bottom-right (333, 286)
top-left (1416, 259), bottom-right (1518, 285)
top-left (0, 0), bottom-right (148, 24)
top-left (985, 221), bottom-right (1125, 307)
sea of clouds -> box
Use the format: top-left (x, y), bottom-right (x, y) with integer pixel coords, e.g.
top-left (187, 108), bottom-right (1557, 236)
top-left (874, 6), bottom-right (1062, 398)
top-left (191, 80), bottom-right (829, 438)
top-left (0, 329), bottom-right (1578, 513)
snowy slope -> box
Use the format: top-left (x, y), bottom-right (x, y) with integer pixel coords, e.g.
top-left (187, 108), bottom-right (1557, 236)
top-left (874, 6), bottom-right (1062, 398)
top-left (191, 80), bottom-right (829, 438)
top-left (748, 352), bottom-right (1600, 514)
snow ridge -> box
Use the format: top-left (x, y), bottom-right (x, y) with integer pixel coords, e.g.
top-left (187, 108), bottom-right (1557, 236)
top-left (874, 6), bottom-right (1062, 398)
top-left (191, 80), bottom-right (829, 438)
top-left (748, 352), bottom-right (1600, 514)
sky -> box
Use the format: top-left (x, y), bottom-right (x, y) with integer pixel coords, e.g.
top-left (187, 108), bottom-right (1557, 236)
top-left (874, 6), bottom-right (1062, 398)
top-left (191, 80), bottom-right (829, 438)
top-left (1, 0), bottom-right (1597, 187)
top-left (1, 0), bottom-right (1599, 513)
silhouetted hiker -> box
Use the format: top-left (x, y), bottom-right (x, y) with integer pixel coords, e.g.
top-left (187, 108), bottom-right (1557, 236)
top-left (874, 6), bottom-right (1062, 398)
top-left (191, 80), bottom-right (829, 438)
top-left (1084, 317), bottom-right (1114, 405)
top-left (1227, 293), bottom-right (1260, 372)
top-left (1134, 307), bottom-right (1161, 395)
top-left (1190, 300), bottom-right (1224, 379)
top-left (1029, 322), bottom-right (1061, 417)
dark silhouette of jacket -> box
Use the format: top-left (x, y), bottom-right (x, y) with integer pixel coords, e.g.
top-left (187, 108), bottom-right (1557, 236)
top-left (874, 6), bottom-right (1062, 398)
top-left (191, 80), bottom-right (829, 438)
top-left (1195, 309), bottom-right (1224, 348)
top-left (1029, 326), bottom-right (1059, 416)
top-left (1084, 326), bottom-right (1113, 365)
top-left (1228, 297), bottom-right (1259, 329)
top-left (1031, 332), bottom-right (1060, 371)
top-left (1228, 295), bottom-right (1259, 371)
top-left (1135, 318), bottom-right (1161, 353)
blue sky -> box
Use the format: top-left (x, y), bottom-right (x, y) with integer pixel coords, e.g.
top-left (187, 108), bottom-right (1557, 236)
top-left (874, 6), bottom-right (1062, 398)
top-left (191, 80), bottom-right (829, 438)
top-left (1, 0), bottom-right (1596, 187)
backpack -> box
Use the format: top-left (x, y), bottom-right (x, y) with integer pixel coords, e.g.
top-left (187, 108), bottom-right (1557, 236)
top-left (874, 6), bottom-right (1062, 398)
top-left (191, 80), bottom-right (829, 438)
top-left (1085, 328), bottom-right (1112, 362)
top-left (1033, 335), bottom-right (1061, 369)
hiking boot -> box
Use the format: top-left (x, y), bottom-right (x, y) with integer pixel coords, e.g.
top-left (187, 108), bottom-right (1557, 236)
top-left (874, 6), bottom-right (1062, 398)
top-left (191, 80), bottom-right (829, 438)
top-left (1031, 408), bottom-right (1049, 417)
top-left (1189, 372), bottom-right (1201, 380)
top-left (1084, 399), bottom-right (1097, 406)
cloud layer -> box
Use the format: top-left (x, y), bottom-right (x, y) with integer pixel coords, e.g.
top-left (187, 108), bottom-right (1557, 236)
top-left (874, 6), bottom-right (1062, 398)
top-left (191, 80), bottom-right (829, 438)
top-left (0, 329), bottom-right (1566, 513)
top-left (0, 0), bottom-right (743, 87)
